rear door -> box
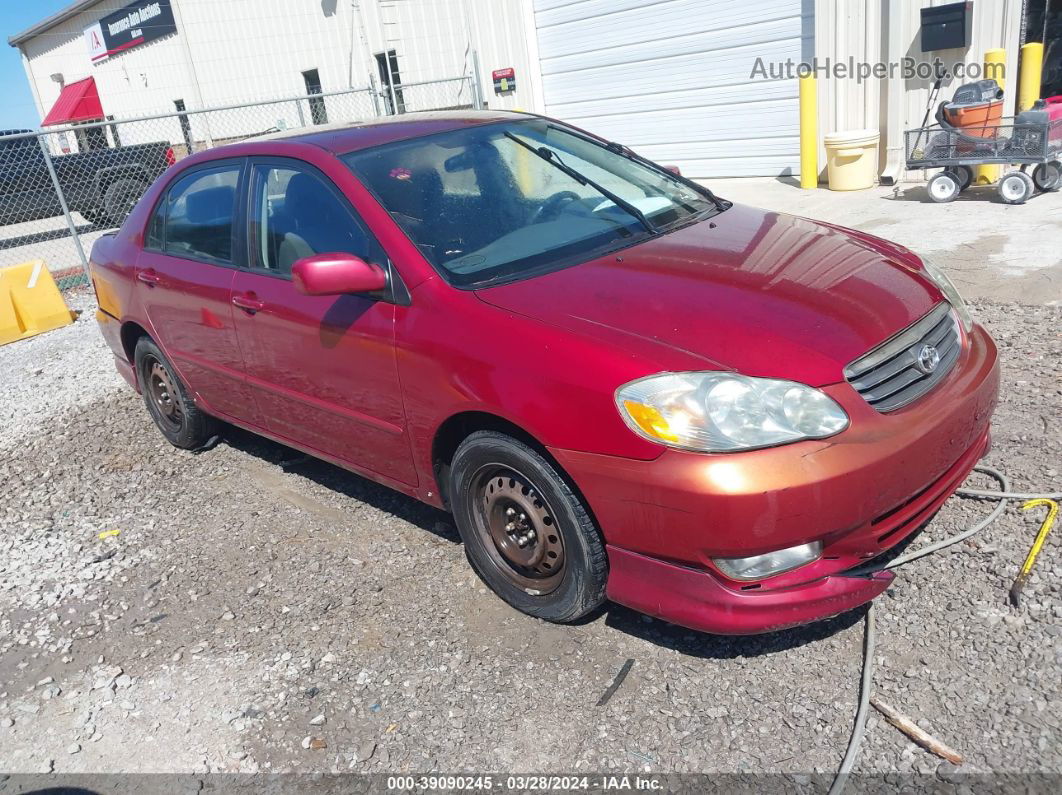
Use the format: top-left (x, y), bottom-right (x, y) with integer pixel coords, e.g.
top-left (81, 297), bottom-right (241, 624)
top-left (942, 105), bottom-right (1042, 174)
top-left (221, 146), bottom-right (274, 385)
top-left (135, 160), bottom-right (256, 422)
top-left (229, 157), bottom-right (415, 485)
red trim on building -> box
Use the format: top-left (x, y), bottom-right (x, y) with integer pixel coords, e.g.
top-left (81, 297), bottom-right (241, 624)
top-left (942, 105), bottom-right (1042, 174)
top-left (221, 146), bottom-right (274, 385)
top-left (41, 76), bottom-right (104, 126)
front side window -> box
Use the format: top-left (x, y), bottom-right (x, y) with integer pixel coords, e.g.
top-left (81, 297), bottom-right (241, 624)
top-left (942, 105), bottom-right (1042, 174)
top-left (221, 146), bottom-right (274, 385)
top-left (251, 164), bottom-right (371, 275)
top-left (343, 119), bottom-right (721, 287)
top-left (163, 166), bottom-right (239, 263)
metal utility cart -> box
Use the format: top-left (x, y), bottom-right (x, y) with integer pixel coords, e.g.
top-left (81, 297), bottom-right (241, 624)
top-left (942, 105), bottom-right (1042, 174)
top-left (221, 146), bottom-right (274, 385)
top-left (906, 109), bottom-right (1062, 204)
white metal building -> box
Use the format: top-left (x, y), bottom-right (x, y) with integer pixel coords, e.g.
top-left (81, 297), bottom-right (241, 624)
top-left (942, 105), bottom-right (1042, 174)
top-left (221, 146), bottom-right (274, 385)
top-left (528, 0), bottom-right (810, 177)
top-left (526, 0), bottom-right (1025, 179)
top-left (9, 0), bottom-right (536, 151)
top-left (9, 0), bottom-right (1035, 180)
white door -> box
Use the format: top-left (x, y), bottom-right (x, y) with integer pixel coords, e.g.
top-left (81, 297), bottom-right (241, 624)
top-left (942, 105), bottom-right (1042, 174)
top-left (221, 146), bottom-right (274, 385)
top-left (532, 0), bottom-right (808, 178)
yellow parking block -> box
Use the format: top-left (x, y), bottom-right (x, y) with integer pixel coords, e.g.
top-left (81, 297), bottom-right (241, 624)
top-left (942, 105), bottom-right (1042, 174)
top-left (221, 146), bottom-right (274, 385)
top-left (0, 260), bottom-right (76, 346)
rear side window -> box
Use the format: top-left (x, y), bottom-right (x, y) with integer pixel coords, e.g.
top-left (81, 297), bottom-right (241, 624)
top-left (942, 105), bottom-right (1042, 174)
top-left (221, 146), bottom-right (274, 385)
top-left (162, 166), bottom-right (239, 263)
top-left (251, 164), bottom-right (372, 275)
top-left (145, 198), bottom-right (165, 250)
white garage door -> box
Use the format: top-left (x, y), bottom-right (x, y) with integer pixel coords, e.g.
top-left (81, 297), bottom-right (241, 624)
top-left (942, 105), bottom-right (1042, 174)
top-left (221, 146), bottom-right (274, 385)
top-left (533, 0), bottom-right (808, 178)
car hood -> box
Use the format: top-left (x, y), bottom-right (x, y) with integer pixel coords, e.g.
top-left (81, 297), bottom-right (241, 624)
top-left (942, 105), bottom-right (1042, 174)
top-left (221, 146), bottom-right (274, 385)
top-left (475, 204), bottom-right (943, 386)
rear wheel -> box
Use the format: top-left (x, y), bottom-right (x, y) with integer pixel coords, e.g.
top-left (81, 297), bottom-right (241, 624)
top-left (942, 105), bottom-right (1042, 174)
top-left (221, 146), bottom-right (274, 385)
top-left (927, 171), bottom-right (960, 203)
top-left (997, 170), bottom-right (1035, 204)
top-left (1032, 161), bottom-right (1061, 192)
top-left (449, 431), bottom-right (607, 623)
top-left (946, 165), bottom-right (973, 192)
top-left (102, 177), bottom-right (149, 226)
top-left (134, 337), bottom-right (216, 449)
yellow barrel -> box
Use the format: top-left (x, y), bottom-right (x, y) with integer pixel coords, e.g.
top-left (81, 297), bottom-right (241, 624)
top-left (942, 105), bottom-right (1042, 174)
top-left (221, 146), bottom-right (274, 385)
top-left (1018, 42), bottom-right (1045, 112)
top-left (823, 129), bottom-right (880, 191)
top-left (976, 48), bottom-right (1007, 184)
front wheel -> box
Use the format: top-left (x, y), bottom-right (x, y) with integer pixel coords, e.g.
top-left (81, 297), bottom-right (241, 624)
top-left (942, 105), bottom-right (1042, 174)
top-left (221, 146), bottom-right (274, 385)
top-left (449, 431), bottom-right (607, 623)
top-left (997, 170), bottom-right (1035, 204)
top-left (134, 336), bottom-right (216, 449)
top-left (927, 171), bottom-right (960, 203)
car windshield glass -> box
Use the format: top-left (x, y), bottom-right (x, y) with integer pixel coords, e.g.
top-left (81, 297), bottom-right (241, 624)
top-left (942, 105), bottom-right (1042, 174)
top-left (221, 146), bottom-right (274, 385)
top-left (342, 120), bottom-right (722, 287)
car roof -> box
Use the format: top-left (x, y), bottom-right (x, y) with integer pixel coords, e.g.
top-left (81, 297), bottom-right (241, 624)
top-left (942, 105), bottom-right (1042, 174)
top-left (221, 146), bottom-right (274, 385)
top-left (249, 110), bottom-right (530, 155)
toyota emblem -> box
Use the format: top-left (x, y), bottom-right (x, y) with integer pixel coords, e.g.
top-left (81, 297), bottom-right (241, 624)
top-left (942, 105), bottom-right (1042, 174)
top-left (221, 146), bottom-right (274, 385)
top-left (916, 344), bottom-right (940, 374)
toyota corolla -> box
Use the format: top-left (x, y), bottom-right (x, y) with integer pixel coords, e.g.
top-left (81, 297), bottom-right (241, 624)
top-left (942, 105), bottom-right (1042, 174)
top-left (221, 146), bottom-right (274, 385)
top-left (90, 111), bottom-right (999, 634)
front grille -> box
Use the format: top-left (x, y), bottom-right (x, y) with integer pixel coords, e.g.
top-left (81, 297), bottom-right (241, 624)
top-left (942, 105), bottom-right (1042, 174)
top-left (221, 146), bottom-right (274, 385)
top-left (844, 303), bottom-right (961, 412)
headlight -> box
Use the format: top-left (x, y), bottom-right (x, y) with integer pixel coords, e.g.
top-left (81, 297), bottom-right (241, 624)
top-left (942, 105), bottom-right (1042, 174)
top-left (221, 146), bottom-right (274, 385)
top-left (919, 255), bottom-right (973, 331)
top-left (615, 372), bottom-right (849, 452)
top-left (714, 541), bottom-right (823, 581)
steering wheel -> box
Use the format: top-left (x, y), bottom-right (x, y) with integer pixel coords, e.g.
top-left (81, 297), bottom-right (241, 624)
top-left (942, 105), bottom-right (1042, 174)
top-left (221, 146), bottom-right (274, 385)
top-left (530, 190), bottom-right (582, 223)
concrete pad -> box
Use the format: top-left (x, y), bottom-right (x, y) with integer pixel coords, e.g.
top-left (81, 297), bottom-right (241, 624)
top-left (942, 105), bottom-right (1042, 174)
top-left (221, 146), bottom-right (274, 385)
top-left (699, 177), bottom-right (1062, 306)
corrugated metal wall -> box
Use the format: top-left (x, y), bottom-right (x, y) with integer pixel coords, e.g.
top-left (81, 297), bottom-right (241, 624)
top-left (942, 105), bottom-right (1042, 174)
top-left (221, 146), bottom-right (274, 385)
top-left (532, 0), bottom-right (811, 178)
top-left (815, 0), bottom-right (1023, 174)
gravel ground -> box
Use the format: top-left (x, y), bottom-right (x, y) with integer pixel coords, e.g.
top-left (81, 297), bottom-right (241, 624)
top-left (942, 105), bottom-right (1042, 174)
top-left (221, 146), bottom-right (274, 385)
top-left (0, 290), bottom-right (1059, 782)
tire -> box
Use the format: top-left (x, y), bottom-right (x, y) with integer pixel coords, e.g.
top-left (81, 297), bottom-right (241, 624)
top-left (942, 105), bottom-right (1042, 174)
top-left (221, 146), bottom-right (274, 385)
top-left (946, 165), bottom-right (973, 192)
top-left (1032, 161), bottom-right (1061, 192)
top-left (79, 208), bottom-right (105, 227)
top-left (134, 336), bottom-right (216, 449)
top-left (449, 431), bottom-right (607, 623)
top-left (927, 171), bottom-right (960, 203)
top-left (102, 177), bottom-right (149, 226)
top-left (997, 170), bottom-right (1035, 205)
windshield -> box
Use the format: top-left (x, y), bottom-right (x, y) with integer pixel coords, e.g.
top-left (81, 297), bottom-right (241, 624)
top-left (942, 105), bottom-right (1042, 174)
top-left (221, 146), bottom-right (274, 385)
top-left (343, 120), bottom-right (723, 287)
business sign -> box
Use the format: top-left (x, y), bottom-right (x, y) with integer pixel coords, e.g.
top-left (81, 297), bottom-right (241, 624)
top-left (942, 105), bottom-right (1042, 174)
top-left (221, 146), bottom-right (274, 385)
top-left (492, 67), bottom-right (515, 94)
top-left (85, 0), bottom-right (177, 63)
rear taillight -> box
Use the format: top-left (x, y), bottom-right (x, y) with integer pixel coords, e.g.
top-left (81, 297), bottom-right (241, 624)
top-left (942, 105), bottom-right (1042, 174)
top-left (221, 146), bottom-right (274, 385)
top-left (164, 147), bottom-right (175, 166)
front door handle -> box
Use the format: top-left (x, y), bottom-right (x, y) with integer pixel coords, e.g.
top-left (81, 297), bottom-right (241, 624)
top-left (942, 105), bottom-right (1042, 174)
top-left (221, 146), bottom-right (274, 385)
top-left (231, 292), bottom-right (265, 313)
top-left (136, 268), bottom-right (161, 286)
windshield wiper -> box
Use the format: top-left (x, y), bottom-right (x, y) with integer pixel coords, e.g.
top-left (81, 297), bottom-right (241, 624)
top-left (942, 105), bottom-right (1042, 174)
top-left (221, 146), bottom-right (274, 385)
top-left (545, 123), bottom-right (730, 213)
top-left (503, 132), bottom-right (657, 235)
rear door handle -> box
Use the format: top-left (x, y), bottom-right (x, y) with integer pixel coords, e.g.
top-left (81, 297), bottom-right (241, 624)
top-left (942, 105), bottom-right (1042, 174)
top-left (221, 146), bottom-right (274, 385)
top-left (231, 292), bottom-right (265, 313)
top-left (136, 268), bottom-right (161, 286)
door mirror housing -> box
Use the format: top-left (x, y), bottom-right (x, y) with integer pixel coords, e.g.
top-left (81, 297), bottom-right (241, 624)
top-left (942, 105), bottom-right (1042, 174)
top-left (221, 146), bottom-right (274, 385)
top-left (291, 253), bottom-right (388, 296)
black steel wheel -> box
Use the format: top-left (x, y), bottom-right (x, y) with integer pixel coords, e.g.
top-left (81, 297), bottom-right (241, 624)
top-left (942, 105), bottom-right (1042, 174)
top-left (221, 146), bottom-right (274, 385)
top-left (145, 355), bottom-right (184, 434)
top-left (103, 178), bottom-right (149, 226)
top-left (1033, 161), bottom-right (1061, 192)
top-left (471, 464), bottom-right (566, 594)
top-left (946, 165), bottom-right (974, 192)
top-left (134, 336), bottom-right (216, 449)
top-left (449, 431), bottom-right (607, 623)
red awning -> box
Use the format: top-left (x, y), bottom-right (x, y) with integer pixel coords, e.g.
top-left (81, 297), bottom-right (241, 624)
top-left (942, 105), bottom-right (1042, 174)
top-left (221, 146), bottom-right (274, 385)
top-left (41, 76), bottom-right (104, 127)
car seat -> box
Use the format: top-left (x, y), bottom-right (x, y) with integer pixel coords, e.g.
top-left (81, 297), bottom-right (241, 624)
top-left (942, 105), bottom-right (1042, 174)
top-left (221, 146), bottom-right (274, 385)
top-left (275, 173), bottom-right (366, 272)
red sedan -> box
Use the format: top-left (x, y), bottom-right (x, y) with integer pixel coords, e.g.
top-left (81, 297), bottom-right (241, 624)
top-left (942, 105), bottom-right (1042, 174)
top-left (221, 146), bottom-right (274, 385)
top-left (90, 111), bottom-right (999, 634)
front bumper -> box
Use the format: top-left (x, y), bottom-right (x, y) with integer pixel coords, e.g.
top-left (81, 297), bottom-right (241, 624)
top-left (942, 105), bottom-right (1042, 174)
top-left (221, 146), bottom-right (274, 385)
top-left (550, 324), bottom-right (999, 634)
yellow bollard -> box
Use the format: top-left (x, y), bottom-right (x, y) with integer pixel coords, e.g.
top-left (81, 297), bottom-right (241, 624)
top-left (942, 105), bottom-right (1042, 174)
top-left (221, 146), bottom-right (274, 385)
top-left (0, 260), bottom-right (75, 346)
top-left (975, 48), bottom-right (1007, 185)
top-left (1018, 42), bottom-right (1044, 112)
top-left (799, 74), bottom-right (818, 189)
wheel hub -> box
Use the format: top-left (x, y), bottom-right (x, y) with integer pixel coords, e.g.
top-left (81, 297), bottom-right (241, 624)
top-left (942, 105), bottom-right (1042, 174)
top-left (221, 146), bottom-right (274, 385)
top-left (147, 359), bottom-right (182, 428)
top-left (475, 467), bottom-right (565, 592)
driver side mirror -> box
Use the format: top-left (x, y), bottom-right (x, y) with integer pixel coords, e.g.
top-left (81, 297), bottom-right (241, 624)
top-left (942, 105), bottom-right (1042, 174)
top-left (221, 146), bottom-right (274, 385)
top-left (291, 253), bottom-right (388, 296)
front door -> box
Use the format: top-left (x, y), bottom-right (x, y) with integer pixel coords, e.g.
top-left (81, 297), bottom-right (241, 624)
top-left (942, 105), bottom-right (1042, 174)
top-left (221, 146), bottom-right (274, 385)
top-left (230, 158), bottom-right (416, 486)
top-left (135, 160), bottom-right (256, 422)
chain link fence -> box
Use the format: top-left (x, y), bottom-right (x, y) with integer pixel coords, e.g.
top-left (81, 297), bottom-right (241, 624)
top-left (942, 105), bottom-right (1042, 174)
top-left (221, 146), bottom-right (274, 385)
top-left (0, 74), bottom-right (479, 291)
